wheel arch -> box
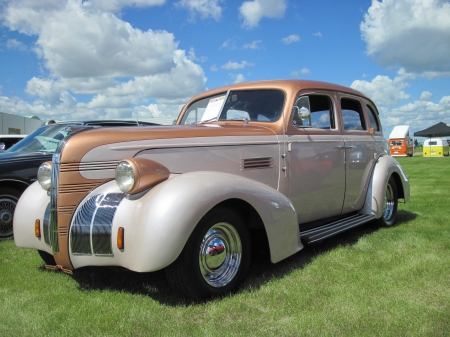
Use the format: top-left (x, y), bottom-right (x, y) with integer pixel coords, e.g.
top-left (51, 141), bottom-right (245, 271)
top-left (360, 155), bottom-right (410, 218)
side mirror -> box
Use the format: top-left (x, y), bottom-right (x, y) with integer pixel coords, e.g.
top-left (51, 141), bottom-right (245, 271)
top-left (298, 106), bottom-right (310, 120)
top-left (293, 96), bottom-right (312, 127)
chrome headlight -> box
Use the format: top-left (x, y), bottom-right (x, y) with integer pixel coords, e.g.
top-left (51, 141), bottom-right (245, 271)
top-left (37, 162), bottom-right (52, 191)
top-left (115, 158), bottom-right (170, 194)
top-left (115, 161), bottom-right (135, 193)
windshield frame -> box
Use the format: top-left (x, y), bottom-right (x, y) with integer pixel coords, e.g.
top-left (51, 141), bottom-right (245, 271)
top-left (180, 89), bottom-right (286, 125)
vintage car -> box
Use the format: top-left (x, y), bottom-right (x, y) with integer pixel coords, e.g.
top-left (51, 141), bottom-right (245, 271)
top-left (0, 120), bottom-right (159, 238)
top-left (14, 80), bottom-right (410, 299)
top-left (0, 134), bottom-right (27, 151)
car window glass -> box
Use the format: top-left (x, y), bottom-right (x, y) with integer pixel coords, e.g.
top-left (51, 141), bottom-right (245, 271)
top-left (366, 105), bottom-right (380, 131)
top-left (219, 90), bottom-right (284, 122)
top-left (341, 98), bottom-right (366, 131)
top-left (180, 93), bottom-right (226, 125)
top-left (180, 90), bottom-right (285, 124)
top-left (6, 124), bottom-right (70, 153)
top-left (292, 94), bottom-right (334, 129)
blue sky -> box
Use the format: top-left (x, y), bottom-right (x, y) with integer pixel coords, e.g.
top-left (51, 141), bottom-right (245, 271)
top-left (1, 0), bottom-right (450, 138)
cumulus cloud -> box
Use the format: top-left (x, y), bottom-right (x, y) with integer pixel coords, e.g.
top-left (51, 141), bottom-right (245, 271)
top-left (0, 0), bottom-right (206, 121)
top-left (221, 61), bottom-right (254, 70)
top-left (176, 0), bottom-right (223, 21)
top-left (233, 74), bottom-right (246, 83)
top-left (351, 70), bottom-right (413, 107)
top-left (239, 0), bottom-right (287, 28)
top-left (361, 0), bottom-right (450, 75)
top-left (420, 91), bottom-right (433, 101)
top-left (282, 34), bottom-right (300, 44)
top-left (87, 0), bottom-right (166, 13)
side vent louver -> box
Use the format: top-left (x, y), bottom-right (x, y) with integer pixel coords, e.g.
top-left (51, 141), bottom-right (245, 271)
top-left (241, 157), bottom-right (273, 170)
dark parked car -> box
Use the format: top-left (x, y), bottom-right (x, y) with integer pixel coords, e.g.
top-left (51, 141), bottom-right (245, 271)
top-left (0, 134), bottom-right (27, 151)
top-left (0, 120), bottom-right (159, 238)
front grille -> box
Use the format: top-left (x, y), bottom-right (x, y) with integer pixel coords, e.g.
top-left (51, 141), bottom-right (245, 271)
top-left (49, 162), bottom-right (60, 253)
top-left (70, 193), bottom-right (124, 256)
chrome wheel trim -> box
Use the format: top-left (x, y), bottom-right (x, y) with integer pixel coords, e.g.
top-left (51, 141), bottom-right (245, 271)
top-left (382, 183), bottom-right (395, 221)
top-left (0, 197), bottom-right (17, 237)
top-left (199, 222), bottom-right (242, 288)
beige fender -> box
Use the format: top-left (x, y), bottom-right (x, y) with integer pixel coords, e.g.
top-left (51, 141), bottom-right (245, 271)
top-left (70, 171), bottom-right (302, 272)
top-left (14, 181), bottom-right (52, 253)
top-left (360, 155), bottom-right (410, 218)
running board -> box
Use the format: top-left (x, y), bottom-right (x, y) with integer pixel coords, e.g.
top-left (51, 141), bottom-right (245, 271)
top-left (300, 214), bottom-right (376, 244)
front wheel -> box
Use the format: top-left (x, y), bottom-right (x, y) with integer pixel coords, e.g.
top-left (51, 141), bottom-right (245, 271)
top-left (376, 176), bottom-right (398, 227)
top-left (0, 187), bottom-right (21, 238)
top-left (165, 207), bottom-right (251, 300)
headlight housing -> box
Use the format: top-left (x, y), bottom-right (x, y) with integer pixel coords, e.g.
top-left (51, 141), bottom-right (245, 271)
top-left (115, 161), bottom-right (135, 193)
top-left (37, 161), bottom-right (52, 191)
top-left (115, 158), bottom-right (170, 194)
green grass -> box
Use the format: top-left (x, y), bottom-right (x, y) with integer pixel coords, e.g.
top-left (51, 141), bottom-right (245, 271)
top-left (1, 157), bottom-right (449, 336)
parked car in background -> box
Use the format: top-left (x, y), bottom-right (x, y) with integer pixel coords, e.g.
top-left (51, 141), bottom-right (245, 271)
top-left (0, 134), bottom-right (27, 151)
top-left (14, 80), bottom-right (410, 299)
top-left (422, 137), bottom-right (450, 157)
top-left (0, 120), bottom-right (159, 238)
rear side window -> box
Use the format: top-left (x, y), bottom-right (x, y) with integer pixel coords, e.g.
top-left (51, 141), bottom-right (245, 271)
top-left (341, 98), bottom-right (366, 131)
top-left (366, 105), bottom-right (380, 131)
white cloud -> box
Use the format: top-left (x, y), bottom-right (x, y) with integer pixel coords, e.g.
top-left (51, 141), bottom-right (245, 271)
top-left (176, 0), bottom-right (223, 21)
top-left (243, 40), bottom-right (262, 49)
top-left (361, 0), bottom-right (450, 75)
top-left (210, 64), bottom-right (218, 71)
top-left (282, 34), bottom-right (300, 45)
top-left (6, 39), bottom-right (27, 51)
top-left (313, 31), bottom-right (322, 38)
top-left (291, 68), bottom-right (310, 77)
top-left (87, 0), bottom-right (166, 13)
top-left (233, 74), bottom-right (246, 83)
top-left (420, 91), bottom-right (433, 101)
top-left (351, 71), bottom-right (412, 107)
top-left (221, 61), bottom-right (254, 70)
top-left (239, 0), bottom-right (287, 28)
top-left (0, 0), bottom-right (206, 121)
top-left (220, 38), bottom-right (237, 50)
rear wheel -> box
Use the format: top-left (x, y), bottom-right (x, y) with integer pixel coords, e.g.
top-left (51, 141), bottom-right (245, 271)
top-left (0, 187), bottom-right (21, 238)
top-left (165, 207), bottom-right (251, 300)
top-left (376, 176), bottom-right (398, 227)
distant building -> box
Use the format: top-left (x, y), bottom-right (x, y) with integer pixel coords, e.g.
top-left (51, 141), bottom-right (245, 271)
top-left (0, 112), bottom-right (44, 135)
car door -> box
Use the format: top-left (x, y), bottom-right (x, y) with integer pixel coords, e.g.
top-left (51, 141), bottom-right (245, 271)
top-left (339, 95), bottom-right (377, 214)
top-left (286, 91), bottom-right (346, 227)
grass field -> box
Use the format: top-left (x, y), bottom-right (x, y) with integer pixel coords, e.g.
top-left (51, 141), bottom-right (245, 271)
top-left (1, 157), bottom-right (449, 336)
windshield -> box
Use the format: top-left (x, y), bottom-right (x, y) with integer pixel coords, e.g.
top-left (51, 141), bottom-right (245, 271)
top-left (180, 89), bottom-right (285, 125)
top-left (6, 124), bottom-right (71, 153)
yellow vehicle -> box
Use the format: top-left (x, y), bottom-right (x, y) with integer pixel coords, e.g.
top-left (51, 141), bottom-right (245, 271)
top-left (423, 138), bottom-right (450, 157)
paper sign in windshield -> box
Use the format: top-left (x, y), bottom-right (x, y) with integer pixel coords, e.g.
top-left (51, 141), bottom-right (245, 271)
top-left (201, 95), bottom-right (226, 122)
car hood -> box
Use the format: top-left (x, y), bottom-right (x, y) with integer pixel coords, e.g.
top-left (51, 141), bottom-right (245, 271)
top-left (61, 124), bottom-right (277, 164)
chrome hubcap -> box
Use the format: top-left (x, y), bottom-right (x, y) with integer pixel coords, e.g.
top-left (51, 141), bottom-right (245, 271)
top-left (382, 183), bottom-right (394, 221)
top-left (0, 197), bottom-right (16, 237)
top-left (199, 222), bottom-right (242, 288)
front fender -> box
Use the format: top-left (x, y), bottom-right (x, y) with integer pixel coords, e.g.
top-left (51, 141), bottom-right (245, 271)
top-left (70, 171), bottom-right (301, 271)
top-left (360, 155), bottom-right (410, 218)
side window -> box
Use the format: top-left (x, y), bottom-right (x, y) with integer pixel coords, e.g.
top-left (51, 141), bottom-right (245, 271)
top-left (292, 94), bottom-right (334, 129)
top-left (341, 98), bottom-right (366, 131)
top-left (366, 105), bottom-right (380, 131)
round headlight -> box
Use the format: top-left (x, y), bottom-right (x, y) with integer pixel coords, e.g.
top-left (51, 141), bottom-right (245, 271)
top-left (37, 162), bottom-right (52, 191)
top-left (115, 161), bottom-right (135, 193)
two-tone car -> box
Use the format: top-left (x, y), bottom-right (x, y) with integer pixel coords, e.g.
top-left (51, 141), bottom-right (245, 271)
top-left (14, 80), bottom-right (409, 299)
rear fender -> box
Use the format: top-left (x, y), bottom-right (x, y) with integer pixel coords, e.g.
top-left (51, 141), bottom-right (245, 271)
top-left (360, 155), bottom-right (410, 218)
